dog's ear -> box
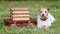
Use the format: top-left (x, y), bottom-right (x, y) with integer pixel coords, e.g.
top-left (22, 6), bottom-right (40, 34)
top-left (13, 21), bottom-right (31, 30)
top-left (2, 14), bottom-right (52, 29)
top-left (38, 8), bottom-right (41, 11)
top-left (47, 8), bottom-right (50, 11)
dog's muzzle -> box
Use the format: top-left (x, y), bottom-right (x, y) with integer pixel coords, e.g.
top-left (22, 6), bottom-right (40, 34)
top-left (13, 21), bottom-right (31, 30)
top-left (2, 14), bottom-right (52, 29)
top-left (40, 17), bottom-right (48, 21)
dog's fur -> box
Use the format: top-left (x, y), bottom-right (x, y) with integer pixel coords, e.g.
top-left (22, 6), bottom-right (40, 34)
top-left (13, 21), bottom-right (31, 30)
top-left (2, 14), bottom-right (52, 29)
top-left (37, 8), bottom-right (55, 28)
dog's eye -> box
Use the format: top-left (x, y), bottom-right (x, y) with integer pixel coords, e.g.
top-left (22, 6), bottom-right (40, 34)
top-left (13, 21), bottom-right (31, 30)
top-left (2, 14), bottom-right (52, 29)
top-left (45, 11), bottom-right (47, 13)
top-left (40, 11), bottom-right (42, 13)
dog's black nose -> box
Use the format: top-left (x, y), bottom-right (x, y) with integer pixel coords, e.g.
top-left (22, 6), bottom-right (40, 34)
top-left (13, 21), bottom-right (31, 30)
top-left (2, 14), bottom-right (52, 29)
top-left (42, 14), bottom-right (44, 16)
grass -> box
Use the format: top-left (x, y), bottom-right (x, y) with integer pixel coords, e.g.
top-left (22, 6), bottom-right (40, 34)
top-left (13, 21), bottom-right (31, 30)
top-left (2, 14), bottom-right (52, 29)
top-left (0, 1), bottom-right (59, 34)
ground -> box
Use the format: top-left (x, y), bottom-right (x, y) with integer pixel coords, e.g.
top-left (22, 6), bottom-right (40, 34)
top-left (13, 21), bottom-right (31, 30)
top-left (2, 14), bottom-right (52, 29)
top-left (0, 1), bottom-right (60, 34)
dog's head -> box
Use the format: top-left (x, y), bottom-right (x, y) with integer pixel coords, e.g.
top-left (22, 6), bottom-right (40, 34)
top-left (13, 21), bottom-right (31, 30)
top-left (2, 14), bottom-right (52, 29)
top-left (38, 8), bottom-right (50, 21)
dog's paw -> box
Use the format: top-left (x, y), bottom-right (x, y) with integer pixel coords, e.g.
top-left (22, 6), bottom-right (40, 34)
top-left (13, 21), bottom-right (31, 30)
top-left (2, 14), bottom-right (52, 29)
top-left (37, 25), bottom-right (43, 28)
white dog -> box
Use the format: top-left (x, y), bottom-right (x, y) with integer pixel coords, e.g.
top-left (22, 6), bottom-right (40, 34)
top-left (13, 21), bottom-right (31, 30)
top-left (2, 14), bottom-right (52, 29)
top-left (37, 8), bottom-right (55, 28)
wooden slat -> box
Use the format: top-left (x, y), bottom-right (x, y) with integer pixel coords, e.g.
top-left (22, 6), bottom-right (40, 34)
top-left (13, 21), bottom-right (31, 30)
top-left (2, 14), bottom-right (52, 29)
top-left (12, 15), bottom-right (29, 17)
top-left (13, 18), bottom-right (29, 20)
top-left (12, 13), bottom-right (29, 15)
top-left (11, 8), bottom-right (29, 11)
top-left (12, 16), bottom-right (29, 18)
top-left (12, 11), bottom-right (29, 14)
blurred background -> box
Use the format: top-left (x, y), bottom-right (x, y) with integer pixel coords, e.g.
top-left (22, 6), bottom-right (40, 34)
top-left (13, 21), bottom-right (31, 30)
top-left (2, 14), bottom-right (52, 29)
top-left (0, 0), bottom-right (59, 2)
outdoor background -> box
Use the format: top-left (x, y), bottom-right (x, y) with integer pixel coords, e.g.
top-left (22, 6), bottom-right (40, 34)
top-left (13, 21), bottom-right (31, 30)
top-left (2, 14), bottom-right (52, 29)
top-left (0, 0), bottom-right (59, 34)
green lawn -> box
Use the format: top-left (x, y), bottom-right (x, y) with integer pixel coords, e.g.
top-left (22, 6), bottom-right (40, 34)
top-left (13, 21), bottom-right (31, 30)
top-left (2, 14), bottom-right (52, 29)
top-left (0, 1), bottom-right (60, 34)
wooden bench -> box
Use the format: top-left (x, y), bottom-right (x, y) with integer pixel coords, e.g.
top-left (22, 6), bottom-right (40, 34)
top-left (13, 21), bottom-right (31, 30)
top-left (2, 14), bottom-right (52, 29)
top-left (4, 8), bottom-right (36, 26)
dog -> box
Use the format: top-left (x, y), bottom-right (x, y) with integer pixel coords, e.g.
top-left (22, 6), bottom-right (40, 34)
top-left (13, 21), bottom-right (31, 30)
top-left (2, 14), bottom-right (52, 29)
top-left (37, 8), bottom-right (55, 28)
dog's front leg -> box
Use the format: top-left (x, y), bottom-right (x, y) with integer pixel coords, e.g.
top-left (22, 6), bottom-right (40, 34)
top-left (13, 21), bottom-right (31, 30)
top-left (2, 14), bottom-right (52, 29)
top-left (45, 24), bottom-right (51, 28)
top-left (37, 23), bottom-right (44, 28)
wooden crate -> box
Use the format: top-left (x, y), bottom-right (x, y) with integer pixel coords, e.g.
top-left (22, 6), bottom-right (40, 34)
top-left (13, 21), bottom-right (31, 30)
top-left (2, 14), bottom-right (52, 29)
top-left (4, 8), bottom-right (37, 26)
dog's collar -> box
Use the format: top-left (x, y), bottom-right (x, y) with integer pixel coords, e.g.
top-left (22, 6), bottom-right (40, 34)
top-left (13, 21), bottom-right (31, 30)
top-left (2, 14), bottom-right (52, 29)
top-left (40, 18), bottom-right (48, 21)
